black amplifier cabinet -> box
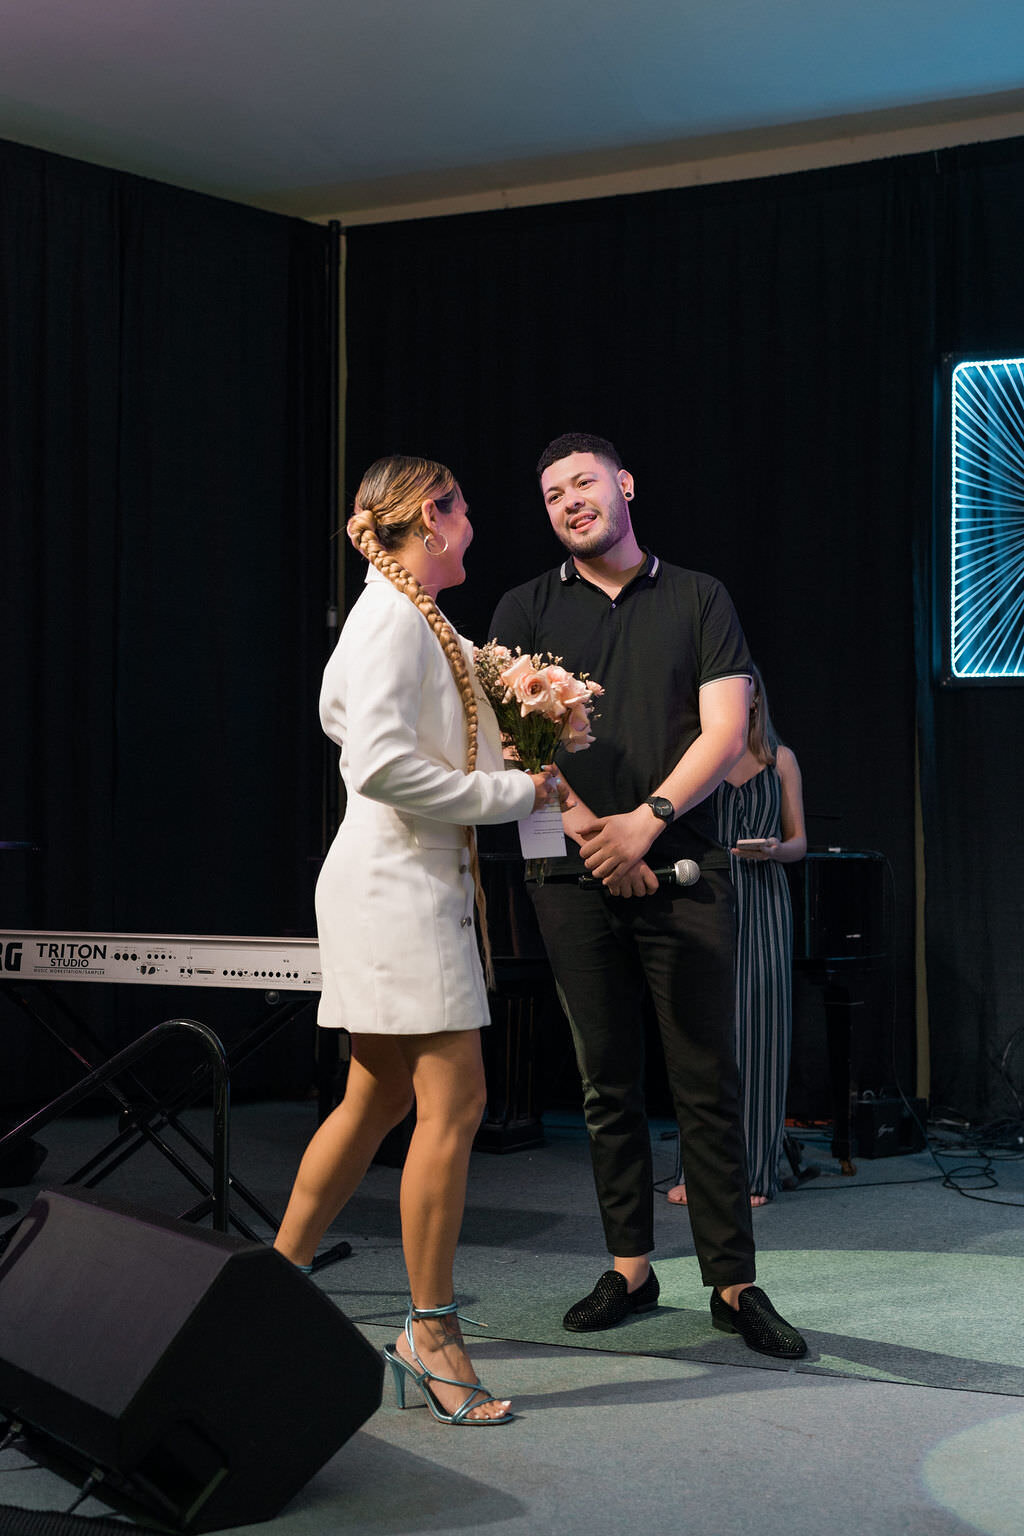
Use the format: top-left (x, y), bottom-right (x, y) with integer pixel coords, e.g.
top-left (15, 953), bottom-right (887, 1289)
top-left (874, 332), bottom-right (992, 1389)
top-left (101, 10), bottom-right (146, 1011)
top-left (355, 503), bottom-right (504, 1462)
top-left (788, 849), bottom-right (889, 964)
top-left (854, 1096), bottom-right (928, 1158)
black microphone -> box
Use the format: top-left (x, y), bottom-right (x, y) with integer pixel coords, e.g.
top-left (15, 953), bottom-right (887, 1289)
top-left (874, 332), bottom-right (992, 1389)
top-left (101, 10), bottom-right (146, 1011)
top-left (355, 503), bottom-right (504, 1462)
top-left (580, 858), bottom-right (700, 888)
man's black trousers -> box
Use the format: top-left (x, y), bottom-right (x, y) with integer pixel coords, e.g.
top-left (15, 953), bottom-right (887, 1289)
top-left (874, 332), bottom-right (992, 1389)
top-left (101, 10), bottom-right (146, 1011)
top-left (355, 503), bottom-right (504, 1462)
top-left (530, 869), bottom-right (756, 1287)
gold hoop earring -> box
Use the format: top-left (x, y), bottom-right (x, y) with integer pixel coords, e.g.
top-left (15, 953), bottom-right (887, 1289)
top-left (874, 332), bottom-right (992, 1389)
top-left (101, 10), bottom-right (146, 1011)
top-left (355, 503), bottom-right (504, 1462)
top-left (420, 530), bottom-right (449, 556)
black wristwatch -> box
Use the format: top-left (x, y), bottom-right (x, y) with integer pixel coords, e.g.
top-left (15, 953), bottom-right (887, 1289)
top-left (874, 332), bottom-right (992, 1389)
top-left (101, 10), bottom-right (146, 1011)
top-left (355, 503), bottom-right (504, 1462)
top-left (644, 795), bottom-right (675, 824)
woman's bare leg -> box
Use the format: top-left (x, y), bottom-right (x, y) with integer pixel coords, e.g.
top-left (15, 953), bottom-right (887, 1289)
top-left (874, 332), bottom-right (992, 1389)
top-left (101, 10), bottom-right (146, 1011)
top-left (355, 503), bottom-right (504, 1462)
top-left (274, 1034), bottom-right (413, 1267)
top-left (393, 1028), bottom-right (510, 1422)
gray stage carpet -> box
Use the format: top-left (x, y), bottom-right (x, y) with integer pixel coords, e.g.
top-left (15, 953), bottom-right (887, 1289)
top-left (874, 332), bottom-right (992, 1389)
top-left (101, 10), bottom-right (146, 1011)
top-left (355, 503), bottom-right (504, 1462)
top-left (3, 1103), bottom-right (1024, 1536)
top-left (35, 1099), bottom-right (1013, 1399)
top-left (292, 1110), bottom-right (1024, 1399)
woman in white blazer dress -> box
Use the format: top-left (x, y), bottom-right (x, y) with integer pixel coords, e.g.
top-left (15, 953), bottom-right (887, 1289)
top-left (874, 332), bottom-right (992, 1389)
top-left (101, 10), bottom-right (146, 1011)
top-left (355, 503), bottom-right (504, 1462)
top-left (274, 456), bottom-right (562, 1427)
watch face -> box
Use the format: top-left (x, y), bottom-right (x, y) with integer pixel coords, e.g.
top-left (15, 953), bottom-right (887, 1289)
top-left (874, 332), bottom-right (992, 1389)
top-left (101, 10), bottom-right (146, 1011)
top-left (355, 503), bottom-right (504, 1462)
top-left (647, 796), bottom-right (674, 822)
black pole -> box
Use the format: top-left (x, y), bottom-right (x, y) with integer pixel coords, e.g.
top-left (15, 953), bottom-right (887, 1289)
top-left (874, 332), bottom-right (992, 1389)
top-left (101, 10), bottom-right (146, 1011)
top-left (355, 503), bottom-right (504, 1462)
top-left (322, 219), bottom-right (343, 854)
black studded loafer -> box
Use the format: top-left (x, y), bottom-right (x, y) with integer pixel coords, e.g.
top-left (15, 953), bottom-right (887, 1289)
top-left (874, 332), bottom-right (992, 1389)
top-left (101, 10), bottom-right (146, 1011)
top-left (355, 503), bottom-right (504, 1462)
top-left (563, 1268), bottom-right (660, 1332)
top-left (710, 1285), bottom-right (807, 1359)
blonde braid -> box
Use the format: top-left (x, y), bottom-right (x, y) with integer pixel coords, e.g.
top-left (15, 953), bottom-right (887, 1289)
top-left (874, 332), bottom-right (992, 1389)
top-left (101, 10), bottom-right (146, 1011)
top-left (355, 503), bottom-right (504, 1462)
top-left (348, 513), bottom-right (496, 989)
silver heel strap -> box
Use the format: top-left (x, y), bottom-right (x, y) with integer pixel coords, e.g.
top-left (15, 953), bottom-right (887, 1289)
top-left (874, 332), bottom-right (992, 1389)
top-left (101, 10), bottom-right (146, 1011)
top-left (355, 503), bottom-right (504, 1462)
top-left (410, 1301), bottom-right (486, 1328)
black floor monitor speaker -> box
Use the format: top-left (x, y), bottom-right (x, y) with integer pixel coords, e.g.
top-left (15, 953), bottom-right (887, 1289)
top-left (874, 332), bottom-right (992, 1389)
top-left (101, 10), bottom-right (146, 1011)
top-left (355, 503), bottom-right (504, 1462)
top-left (0, 1187), bottom-right (383, 1531)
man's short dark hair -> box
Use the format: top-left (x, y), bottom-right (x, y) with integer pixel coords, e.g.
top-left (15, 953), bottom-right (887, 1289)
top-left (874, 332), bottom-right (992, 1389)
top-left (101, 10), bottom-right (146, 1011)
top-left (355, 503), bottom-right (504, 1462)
top-left (536, 432), bottom-right (623, 479)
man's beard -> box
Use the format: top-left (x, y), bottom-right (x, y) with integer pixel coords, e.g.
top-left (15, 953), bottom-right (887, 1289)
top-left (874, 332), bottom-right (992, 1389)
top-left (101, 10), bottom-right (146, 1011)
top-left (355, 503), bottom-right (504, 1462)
top-left (561, 497), bottom-right (630, 559)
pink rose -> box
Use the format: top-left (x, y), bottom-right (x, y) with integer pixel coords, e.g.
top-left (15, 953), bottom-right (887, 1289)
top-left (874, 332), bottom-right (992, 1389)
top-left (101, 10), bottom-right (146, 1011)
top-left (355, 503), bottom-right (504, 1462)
top-left (562, 703), bottom-right (595, 752)
top-left (516, 668), bottom-right (559, 716)
top-left (498, 653), bottom-right (535, 691)
top-left (546, 665), bottom-right (590, 710)
top-left (499, 654), bottom-right (561, 716)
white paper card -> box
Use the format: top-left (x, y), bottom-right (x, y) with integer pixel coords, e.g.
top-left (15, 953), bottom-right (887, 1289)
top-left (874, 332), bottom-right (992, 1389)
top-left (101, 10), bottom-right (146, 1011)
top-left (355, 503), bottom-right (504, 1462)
top-left (516, 804), bottom-right (567, 858)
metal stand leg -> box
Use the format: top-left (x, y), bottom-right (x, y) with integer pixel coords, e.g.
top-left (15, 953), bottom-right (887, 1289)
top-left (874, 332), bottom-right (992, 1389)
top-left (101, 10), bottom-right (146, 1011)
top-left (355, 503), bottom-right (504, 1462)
top-left (0, 1018), bottom-right (231, 1236)
top-left (3, 987), bottom-right (264, 1239)
top-left (1, 987), bottom-right (352, 1264)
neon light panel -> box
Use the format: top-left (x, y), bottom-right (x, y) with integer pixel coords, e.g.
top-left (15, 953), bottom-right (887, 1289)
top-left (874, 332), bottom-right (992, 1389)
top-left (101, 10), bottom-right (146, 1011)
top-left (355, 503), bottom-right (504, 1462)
top-left (951, 358), bottom-right (1024, 678)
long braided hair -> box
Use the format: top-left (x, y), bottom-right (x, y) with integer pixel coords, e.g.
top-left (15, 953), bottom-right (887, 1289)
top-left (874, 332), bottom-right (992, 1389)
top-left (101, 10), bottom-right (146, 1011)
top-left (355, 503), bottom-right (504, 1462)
top-left (346, 454), bottom-right (496, 988)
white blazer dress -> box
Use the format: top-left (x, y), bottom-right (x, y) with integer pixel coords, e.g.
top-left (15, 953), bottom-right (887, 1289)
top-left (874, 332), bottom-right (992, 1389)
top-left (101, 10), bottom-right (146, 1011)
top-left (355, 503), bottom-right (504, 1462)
top-left (314, 566), bottom-right (536, 1035)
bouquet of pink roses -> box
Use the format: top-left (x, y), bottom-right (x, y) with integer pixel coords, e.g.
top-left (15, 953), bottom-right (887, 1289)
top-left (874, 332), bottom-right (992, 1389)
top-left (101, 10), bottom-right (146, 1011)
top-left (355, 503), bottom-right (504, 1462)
top-left (475, 641), bottom-right (603, 773)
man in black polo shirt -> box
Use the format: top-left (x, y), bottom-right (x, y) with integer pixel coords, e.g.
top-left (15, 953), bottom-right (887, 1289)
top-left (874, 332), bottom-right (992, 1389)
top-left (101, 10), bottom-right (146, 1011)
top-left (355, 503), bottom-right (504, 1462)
top-left (489, 432), bottom-right (805, 1359)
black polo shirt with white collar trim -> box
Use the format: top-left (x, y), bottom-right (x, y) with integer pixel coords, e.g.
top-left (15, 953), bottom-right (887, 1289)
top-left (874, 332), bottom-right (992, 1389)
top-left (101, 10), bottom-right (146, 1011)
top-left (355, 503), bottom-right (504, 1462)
top-left (489, 550), bottom-right (752, 873)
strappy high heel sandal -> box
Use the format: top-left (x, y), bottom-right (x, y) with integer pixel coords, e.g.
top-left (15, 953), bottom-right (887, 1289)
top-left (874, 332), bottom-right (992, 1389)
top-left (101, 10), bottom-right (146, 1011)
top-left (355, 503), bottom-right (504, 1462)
top-left (382, 1301), bottom-right (513, 1426)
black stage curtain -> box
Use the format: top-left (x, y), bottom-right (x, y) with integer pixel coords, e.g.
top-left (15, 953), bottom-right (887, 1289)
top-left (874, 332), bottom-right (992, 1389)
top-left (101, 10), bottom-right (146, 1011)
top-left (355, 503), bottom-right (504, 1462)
top-left (1, 139), bottom-right (332, 1103)
top-left (346, 137), bottom-right (1024, 1127)
top-left (918, 141), bottom-right (1024, 1125)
